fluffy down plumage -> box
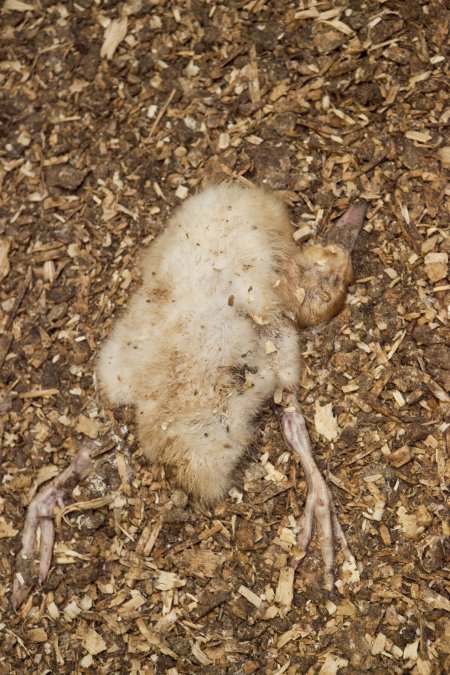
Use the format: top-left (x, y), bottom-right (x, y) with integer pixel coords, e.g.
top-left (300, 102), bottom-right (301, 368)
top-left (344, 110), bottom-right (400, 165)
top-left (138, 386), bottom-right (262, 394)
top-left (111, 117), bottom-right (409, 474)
top-left (97, 184), bottom-right (302, 502)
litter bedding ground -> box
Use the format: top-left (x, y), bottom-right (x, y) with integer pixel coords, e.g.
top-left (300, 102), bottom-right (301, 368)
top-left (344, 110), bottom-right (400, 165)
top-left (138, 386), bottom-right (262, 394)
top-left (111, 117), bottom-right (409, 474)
top-left (0, 1), bottom-right (449, 674)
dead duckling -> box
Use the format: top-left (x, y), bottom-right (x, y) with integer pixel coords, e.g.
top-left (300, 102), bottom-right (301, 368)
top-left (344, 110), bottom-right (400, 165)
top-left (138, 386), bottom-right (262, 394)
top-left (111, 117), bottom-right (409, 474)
top-left (12, 183), bottom-right (367, 609)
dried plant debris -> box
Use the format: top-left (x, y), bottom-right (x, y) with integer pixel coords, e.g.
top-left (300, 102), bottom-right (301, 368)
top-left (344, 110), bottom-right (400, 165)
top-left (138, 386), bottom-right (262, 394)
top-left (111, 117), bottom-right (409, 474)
top-left (0, 0), bottom-right (449, 673)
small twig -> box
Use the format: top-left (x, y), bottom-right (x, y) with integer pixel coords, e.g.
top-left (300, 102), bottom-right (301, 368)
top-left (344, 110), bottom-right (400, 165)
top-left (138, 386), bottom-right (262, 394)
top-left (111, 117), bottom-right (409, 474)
top-left (153, 521), bottom-right (223, 559)
top-left (350, 149), bottom-right (390, 179)
top-left (147, 88), bottom-right (177, 140)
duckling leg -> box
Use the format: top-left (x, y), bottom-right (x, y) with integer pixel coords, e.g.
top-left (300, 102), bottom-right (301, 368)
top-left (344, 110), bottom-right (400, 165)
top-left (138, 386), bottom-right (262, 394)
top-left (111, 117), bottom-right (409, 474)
top-left (281, 409), bottom-right (352, 590)
top-left (12, 448), bottom-right (93, 610)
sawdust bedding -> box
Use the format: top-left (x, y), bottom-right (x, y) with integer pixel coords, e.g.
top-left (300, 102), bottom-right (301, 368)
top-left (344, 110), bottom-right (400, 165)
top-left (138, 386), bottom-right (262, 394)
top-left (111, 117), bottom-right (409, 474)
top-left (0, 1), bottom-right (449, 673)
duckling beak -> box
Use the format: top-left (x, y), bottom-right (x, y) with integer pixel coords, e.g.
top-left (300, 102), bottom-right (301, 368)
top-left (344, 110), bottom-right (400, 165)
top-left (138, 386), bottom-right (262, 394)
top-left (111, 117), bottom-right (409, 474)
top-left (325, 199), bottom-right (368, 252)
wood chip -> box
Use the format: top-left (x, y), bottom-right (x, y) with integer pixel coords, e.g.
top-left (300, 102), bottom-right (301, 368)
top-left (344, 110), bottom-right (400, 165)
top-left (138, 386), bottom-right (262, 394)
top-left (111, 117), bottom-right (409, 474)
top-left (100, 17), bottom-right (128, 60)
top-left (403, 639), bottom-right (419, 661)
top-left (264, 340), bottom-right (277, 354)
top-left (238, 585), bottom-right (263, 608)
top-left (277, 624), bottom-right (305, 649)
top-left (191, 642), bottom-right (212, 666)
top-left (135, 619), bottom-right (178, 658)
top-left (64, 601), bottom-right (82, 622)
top-left (437, 146), bottom-right (450, 168)
top-left (19, 388), bottom-right (59, 399)
top-left (75, 415), bottom-right (100, 438)
top-left (314, 401), bottom-right (339, 441)
top-left (424, 252), bottom-right (448, 282)
top-left (405, 130), bottom-right (432, 144)
top-left (318, 654), bottom-right (349, 675)
top-left (371, 632), bottom-right (386, 655)
top-left (82, 628), bottom-right (107, 656)
top-left (175, 185), bottom-right (189, 200)
top-left (0, 517), bottom-right (18, 538)
top-left (155, 571), bottom-right (186, 591)
top-left (26, 628), bottom-right (48, 643)
top-left (4, 0), bottom-right (35, 11)
top-left (275, 567), bottom-right (294, 608)
top-left (321, 19), bottom-right (354, 36)
top-left (293, 225), bottom-right (314, 242)
top-left (0, 238), bottom-right (10, 281)
top-left (388, 446), bottom-right (412, 468)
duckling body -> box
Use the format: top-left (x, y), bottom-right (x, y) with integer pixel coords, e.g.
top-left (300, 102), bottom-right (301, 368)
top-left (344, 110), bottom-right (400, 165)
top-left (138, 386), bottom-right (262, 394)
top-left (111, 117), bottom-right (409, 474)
top-left (97, 184), bottom-right (301, 502)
